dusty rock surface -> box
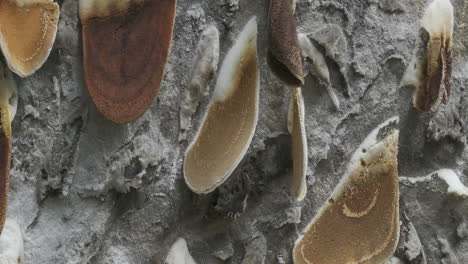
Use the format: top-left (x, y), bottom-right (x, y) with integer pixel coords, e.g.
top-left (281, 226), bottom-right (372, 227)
top-left (4, 0), bottom-right (468, 263)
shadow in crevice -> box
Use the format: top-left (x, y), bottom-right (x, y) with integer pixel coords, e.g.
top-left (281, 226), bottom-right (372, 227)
top-left (398, 84), bottom-right (465, 177)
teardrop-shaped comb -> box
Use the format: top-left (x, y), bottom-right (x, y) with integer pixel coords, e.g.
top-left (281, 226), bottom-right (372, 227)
top-left (293, 117), bottom-right (400, 264)
top-left (79, 0), bottom-right (177, 123)
top-left (0, 0), bottom-right (59, 77)
top-left (184, 17), bottom-right (260, 194)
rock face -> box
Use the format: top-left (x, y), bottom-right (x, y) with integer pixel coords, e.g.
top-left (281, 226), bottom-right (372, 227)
top-left (3, 0), bottom-right (468, 263)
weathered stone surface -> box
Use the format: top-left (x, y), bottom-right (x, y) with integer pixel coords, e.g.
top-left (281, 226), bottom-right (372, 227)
top-left (3, 0), bottom-right (468, 263)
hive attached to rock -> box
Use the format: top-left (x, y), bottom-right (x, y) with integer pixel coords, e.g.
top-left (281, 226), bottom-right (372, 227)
top-left (0, 0), bottom-right (59, 77)
top-left (0, 62), bottom-right (17, 234)
top-left (267, 0), bottom-right (304, 87)
top-left (288, 87), bottom-right (307, 201)
top-left (293, 117), bottom-right (400, 264)
top-left (413, 0), bottom-right (453, 112)
top-left (184, 17), bottom-right (260, 194)
top-left (79, 0), bottom-right (177, 123)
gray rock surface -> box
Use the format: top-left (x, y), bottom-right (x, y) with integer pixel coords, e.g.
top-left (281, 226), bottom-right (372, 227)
top-left (4, 0), bottom-right (468, 263)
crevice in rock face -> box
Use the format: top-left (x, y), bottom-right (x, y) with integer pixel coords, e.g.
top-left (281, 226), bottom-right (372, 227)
top-left (398, 90), bottom-right (465, 177)
top-left (326, 54), bottom-right (350, 98)
top-left (39, 114), bottom-right (85, 198)
top-left (357, 55), bottom-right (406, 103)
top-left (106, 121), bottom-right (150, 167)
top-left (26, 203), bottom-right (43, 232)
top-left (111, 188), bottom-right (147, 220)
top-left (124, 158), bottom-right (143, 181)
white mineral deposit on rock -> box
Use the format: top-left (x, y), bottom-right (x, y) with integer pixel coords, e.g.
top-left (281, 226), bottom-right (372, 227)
top-left (400, 169), bottom-right (468, 197)
top-left (0, 219), bottom-right (24, 264)
top-left (179, 25), bottom-right (220, 142)
top-left (437, 169), bottom-right (468, 197)
top-left (189, 24), bottom-right (220, 97)
top-left (421, 0), bottom-right (454, 38)
top-left (412, 0), bottom-right (454, 112)
top-left (165, 238), bottom-right (197, 264)
top-left (399, 174), bottom-right (434, 184)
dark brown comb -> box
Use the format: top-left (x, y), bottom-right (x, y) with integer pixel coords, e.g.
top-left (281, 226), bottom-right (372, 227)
top-left (80, 0), bottom-right (177, 123)
top-left (267, 0), bottom-right (304, 87)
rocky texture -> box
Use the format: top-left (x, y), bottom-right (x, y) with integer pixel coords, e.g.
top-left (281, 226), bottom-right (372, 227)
top-left (393, 212), bottom-right (427, 263)
top-left (3, 0), bottom-right (468, 263)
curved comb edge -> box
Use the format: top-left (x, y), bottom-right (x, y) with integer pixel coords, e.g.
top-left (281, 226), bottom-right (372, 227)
top-left (293, 117), bottom-right (400, 263)
top-left (183, 17), bottom-right (260, 194)
top-left (0, 81), bottom-right (12, 234)
top-left (290, 87), bottom-right (307, 201)
top-left (212, 17), bottom-right (258, 102)
top-left (267, 0), bottom-right (304, 88)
